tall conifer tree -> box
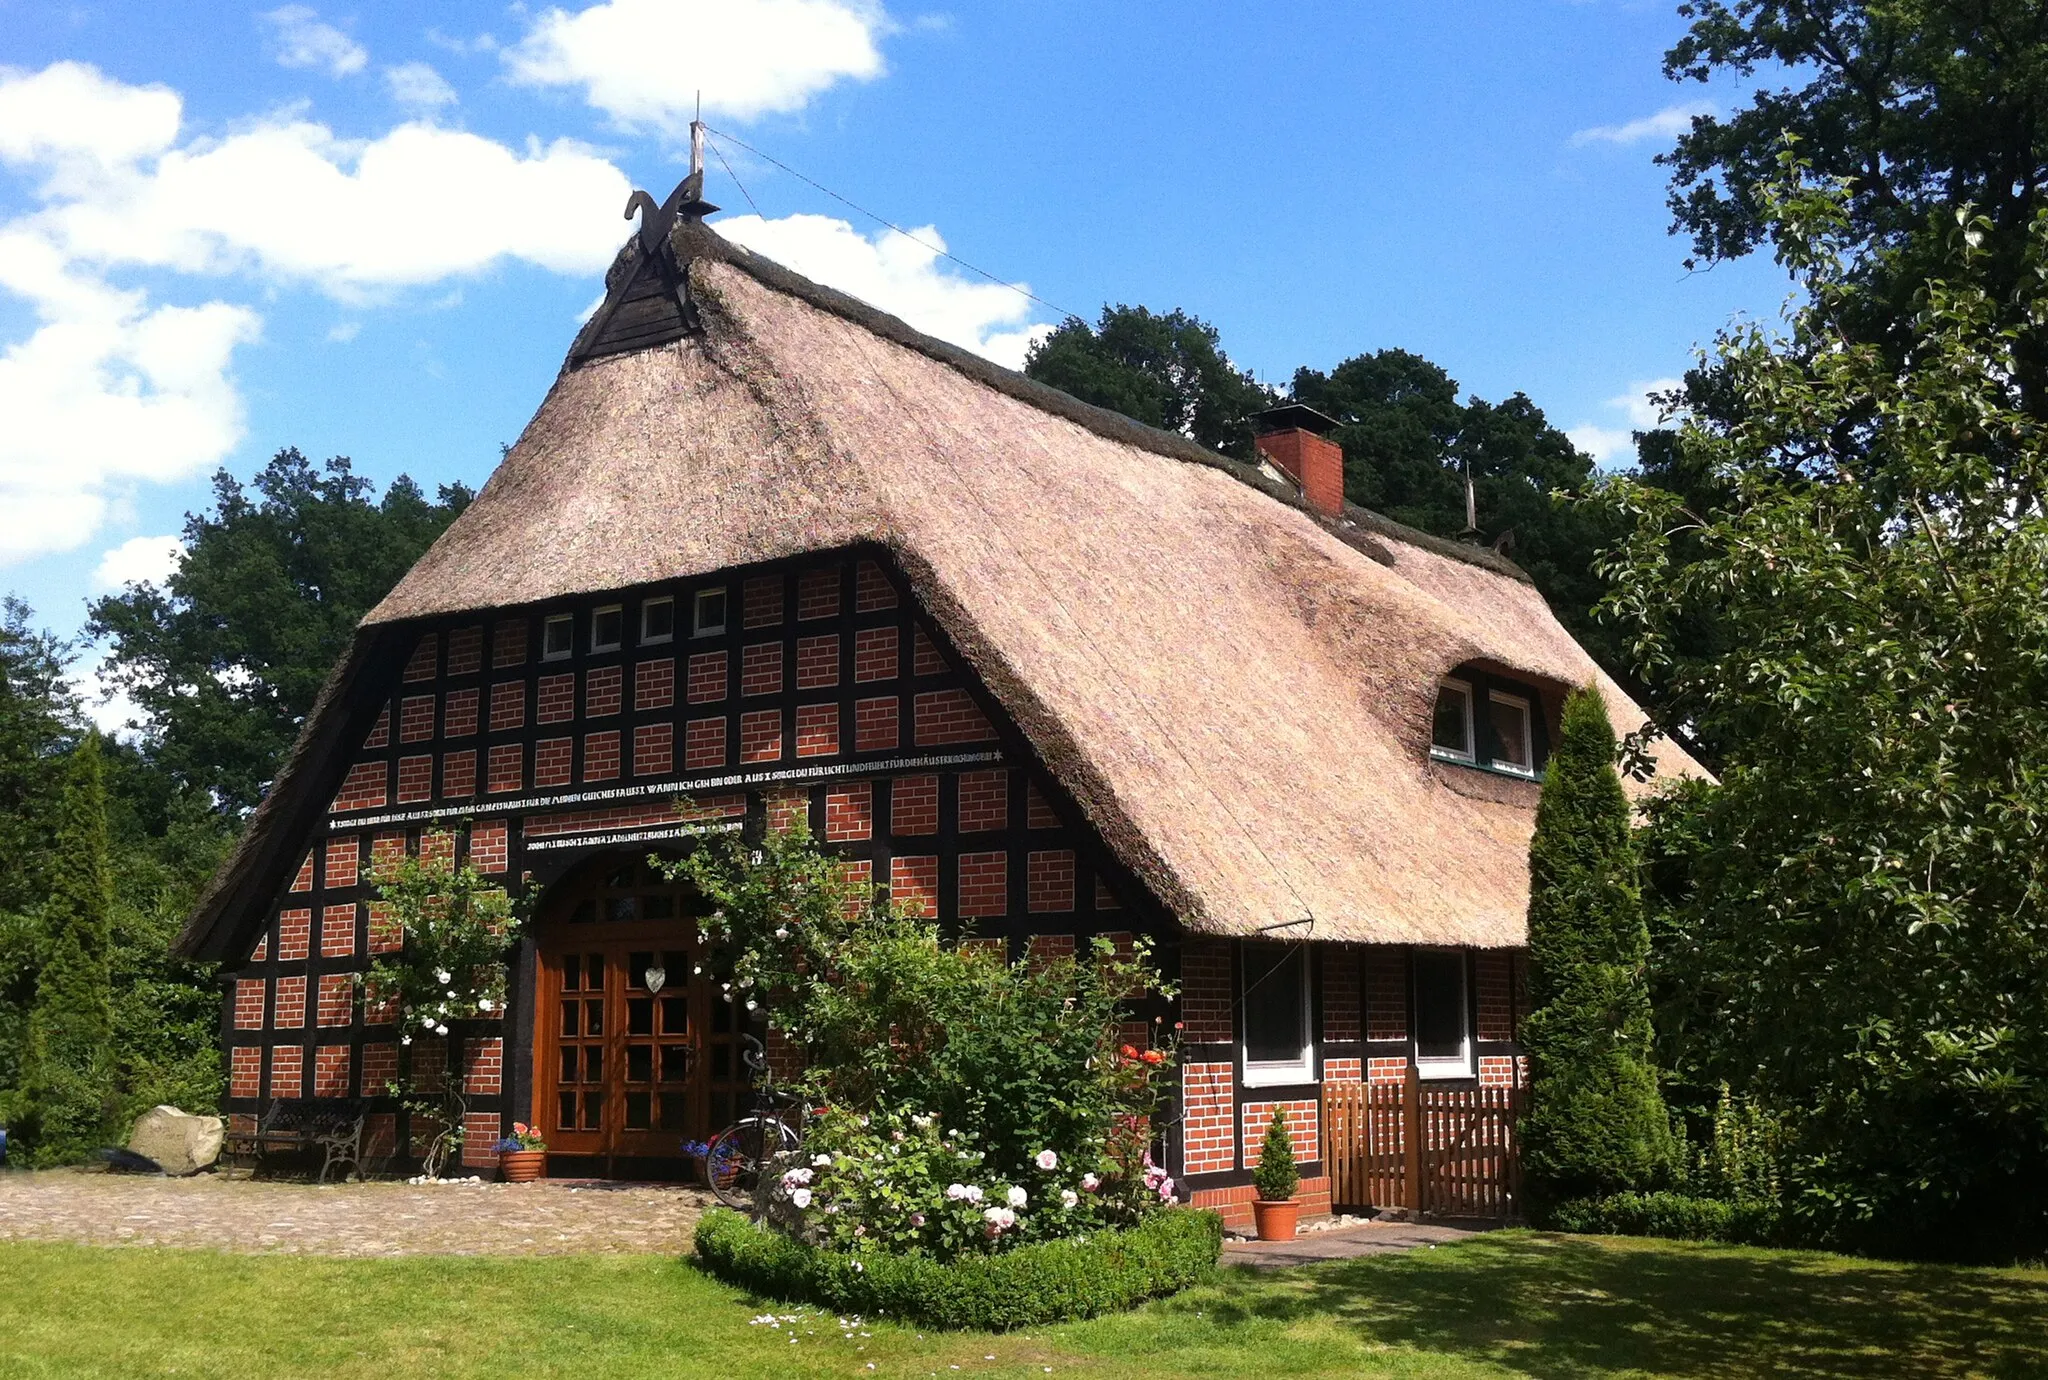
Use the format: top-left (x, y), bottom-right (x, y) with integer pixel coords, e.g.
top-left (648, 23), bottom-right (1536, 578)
top-left (1521, 688), bottom-right (1670, 1212)
top-left (17, 734), bottom-right (118, 1163)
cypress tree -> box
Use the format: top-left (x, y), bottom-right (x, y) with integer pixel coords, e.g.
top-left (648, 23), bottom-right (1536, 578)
top-left (1520, 688), bottom-right (1671, 1213)
top-left (17, 734), bottom-right (118, 1164)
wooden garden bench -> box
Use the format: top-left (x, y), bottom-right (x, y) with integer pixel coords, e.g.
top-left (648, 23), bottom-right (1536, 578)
top-left (222, 1098), bottom-right (370, 1183)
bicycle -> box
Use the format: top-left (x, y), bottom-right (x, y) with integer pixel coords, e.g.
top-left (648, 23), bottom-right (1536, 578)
top-left (698, 1033), bottom-right (803, 1210)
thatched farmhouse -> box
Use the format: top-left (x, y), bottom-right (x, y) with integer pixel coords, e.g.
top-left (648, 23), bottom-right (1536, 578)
top-left (176, 181), bottom-right (1698, 1225)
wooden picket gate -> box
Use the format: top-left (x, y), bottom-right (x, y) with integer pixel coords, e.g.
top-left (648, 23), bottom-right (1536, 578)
top-left (1322, 1069), bottom-right (1525, 1219)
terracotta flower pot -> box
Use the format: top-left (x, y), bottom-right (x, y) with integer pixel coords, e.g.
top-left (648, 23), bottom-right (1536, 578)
top-left (1251, 1198), bottom-right (1300, 1241)
top-left (500, 1149), bottom-right (546, 1183)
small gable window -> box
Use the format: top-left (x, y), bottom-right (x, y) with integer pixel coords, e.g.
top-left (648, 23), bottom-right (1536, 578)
top-left (542, 614), bottom-right (573, 661)
top-left (591, 605), bottom-right (624, 653)
top-left (1430, 679), bottom-right (1475, 762)
top-left (640, 596), bottom-right (675, 645)
top-left (1413, 949), bottom-right (1473, 1080)
top-left (1487, 691), bottom-right (1534, 776)
top-left (1242, 943), bottom-right (1312, 1087)
top-left (693, 587), bottom-right (729, 638)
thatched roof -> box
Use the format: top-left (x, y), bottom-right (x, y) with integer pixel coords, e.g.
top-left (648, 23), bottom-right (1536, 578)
top-left (177, 218), bottom-right (1700, 959)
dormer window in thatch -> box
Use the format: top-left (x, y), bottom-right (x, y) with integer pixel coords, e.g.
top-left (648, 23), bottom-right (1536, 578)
top-left (1431, 668), bottom-right (1551, 779)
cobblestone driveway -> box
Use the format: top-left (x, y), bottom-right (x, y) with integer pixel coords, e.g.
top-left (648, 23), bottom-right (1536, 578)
top-left (0, 1168), bottom-right (710, 1257)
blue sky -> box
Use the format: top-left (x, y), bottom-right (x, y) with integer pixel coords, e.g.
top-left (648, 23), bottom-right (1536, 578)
top-left (0, 1), bottom-right (1787, 715)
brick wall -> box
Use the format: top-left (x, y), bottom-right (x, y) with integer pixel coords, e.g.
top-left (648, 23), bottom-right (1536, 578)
top-left (1323, 945), bottom-right (1361, 1043)
top-left (1365, 947), bottom-right (1408, 1041)
top-left (1242, 1098), bottom-right (1320, 1164)
top-left (1476, 951), bottom-right (1514, 1042)
top-left (1181, 939), bottom-right (1234, 1043)
top-left (1182, 1062), bottom-right (1236, 1174)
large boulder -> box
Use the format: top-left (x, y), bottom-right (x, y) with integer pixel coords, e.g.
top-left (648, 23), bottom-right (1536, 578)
top-left (126, 1106), bottom-right (224, 1176)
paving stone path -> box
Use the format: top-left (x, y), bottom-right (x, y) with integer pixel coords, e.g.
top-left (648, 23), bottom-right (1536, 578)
top-left (1220, 1217), bottom-right (1486, 1268)
top-left (0, 1168), bottom-right (710, 1257)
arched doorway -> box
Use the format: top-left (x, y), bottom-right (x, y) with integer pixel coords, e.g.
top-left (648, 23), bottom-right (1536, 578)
top-left (529, 853), bottom-right (760, 1178)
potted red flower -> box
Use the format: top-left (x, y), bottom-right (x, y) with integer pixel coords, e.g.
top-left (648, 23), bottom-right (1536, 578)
top-left (1250, 1108), bottom-right (1300, 1241)
top-left (494, 1124), bottom-right (547, 1182)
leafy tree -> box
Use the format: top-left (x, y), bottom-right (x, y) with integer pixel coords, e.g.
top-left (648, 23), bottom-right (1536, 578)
top-left (1521, 688), bottom-right (1672, 1213)
top-left (1592, 159), bottom-right (2048, 1259)
top-left (1025, 305), bottom-right (1275, 459)
top-left (90, 450), bottom-right (472, 813)
top-left (1661, 1), bottom-right (2048, 415)
top-left (10, 736), bottom-right (118, 1164)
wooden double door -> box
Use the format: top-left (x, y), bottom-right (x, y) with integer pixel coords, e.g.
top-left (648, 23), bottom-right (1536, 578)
top-left (532, 858), bottom-right (757, 1169)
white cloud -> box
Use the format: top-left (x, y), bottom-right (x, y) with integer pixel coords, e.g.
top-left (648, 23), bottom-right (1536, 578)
top-left (717, 213), bottom-right (1049, 368)
top-left (260, 5), bottom-right (369, 78)
top-left (0, 61), bottom-right (641, 565)
top-left (1568, 377), bottom-right (1685, 470)
top-left (1570, 102), bottom-right (1713, 148)
top-left (505, 0), bottom-right (888, 131)
top-left (92, 533), bottom-right (187, 590)
top-left (385, 61), bottom-right (458, 111)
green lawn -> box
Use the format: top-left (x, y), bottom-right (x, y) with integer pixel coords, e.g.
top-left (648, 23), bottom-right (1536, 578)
top-left (2, 1231), bottom-right (2043, 1379)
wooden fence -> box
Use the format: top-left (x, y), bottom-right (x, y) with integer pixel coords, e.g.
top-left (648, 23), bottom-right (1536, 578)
top-left (1322, 1069), bottom-right (1525, 1219)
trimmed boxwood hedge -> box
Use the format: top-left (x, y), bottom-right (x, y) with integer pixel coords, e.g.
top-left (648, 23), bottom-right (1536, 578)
top-left (693, 1207), bottom-right (1224, 1331)
top-left (1547, 1191), bottom-right (1784, 1246)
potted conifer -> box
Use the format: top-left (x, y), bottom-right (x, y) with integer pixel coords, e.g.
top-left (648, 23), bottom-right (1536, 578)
top-left (1250, 1108), bottom-right (1300, 1240)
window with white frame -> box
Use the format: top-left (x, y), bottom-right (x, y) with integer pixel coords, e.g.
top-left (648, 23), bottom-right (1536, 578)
top-left (640, 596), bottom-right (675, 645)
top-left (541, 613), bottom-right (573, 661)
top-left (1412, 949), bottom-right (1473, 1079)
top-left (1487, 690), bottom-right (1535, 776)
top-left (693, 587), bottom-right (728, 638)
top-left (591, 604), bottom-right (624, 653)
top-left (1242, 944), bottom-right (1313, 1086)
top-left (1430, 679), bottom-right (1475, 762)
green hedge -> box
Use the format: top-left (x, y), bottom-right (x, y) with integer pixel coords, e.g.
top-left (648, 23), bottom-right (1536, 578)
top-left (1547, 1191), bottom-right (1783, 1246)
top-left (693, 1207), bottom-right (1223, 1331)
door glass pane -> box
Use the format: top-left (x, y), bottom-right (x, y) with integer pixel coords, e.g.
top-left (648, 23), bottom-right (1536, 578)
top-left (627, 1044), bottom-right (653, 1083)
top-left (584, 1045), bottom-right (603, 1083)
top-left (644, 894), bottom-right (675, 919)
top-left (559, 1000), bottom-right (578, 1036)
top-left (586, 954), bottom-right (604, 986)
top-left (558, 1046), bottom-right (578, 1083)
top-left (562, 954), bottom-right (580, 990)
top-left (584, 1000), bottom-right (604, 1036)
top-left (660, 1092), bottom-right (688, 1129)
top-left (628, 998), bottom-right (654, 1035)
top-left (626, 1091), bottom-right (651, 1129)
top-left (607, 896), bottom-right (636, 923)
top-left (582, 1091), bottom-right (604, 1128)
top-left (660, 997), bottom-right (688, 1033)
top-left (558, 1091), bottom-right (576, 1127)
top-left (711, 1044), bottom-right (730, 1078)
top-left (629, 952), bottom-right (653, 988)
top-left (661, 1045), bottom-right (690, 1082)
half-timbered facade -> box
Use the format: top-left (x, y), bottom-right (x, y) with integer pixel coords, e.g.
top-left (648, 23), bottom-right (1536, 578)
top-left (178, 188), bottom-right (1701, 1224)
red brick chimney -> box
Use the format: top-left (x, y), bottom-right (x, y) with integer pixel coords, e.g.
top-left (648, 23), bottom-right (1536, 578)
top-left (1252, 404), bottom-right (1345, 517)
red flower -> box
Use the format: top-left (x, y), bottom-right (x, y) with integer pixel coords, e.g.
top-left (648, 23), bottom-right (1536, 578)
top-left (1140, 1049), bottom-right (1164, 1065)
top-left (1119, 1044), bottom-right (1138, 1059)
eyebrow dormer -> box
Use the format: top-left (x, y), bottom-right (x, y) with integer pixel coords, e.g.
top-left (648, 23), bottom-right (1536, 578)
top-left (1430, 666), bottom-right (1550, 779)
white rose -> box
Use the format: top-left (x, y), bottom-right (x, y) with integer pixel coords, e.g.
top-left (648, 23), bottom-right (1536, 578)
top-left (1006, 1186), bottom-right (1027, 1208)
top-left (1035, 1150), bottom-right (1058, 1171)
top-left (1060, 1189), bottom-right (1079, 1209)
top-left (791, 1188), bottom-right (812, 1208)
top-left (434, 969), bottom-right (452, 984)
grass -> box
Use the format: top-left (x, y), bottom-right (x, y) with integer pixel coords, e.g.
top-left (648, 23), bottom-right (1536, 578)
top-left (1, 1230), bottom-right (2044, 1379)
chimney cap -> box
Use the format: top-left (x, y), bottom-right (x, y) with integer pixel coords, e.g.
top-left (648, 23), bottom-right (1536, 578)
top-left (1251, 402), bottom-right (1341, 437)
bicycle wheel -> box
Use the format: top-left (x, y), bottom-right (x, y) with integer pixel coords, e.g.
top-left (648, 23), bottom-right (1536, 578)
top-left (703, 1116), bottom-right (798, 1210)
